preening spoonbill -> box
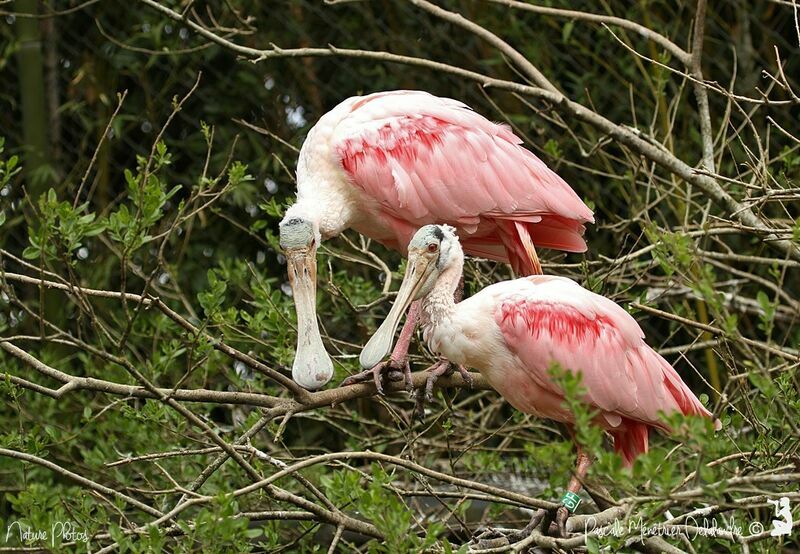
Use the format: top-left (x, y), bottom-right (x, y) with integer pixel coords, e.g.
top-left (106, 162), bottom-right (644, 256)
top-left (279, 90), bottom-right (594, 390)
top-left (360, 224), bottom-right (716, 534)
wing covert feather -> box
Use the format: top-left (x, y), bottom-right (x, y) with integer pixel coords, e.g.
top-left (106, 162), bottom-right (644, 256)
top-left (491, 277), bottom-right (709, 425)
top-left (332, 91), bottom-right (594, 228)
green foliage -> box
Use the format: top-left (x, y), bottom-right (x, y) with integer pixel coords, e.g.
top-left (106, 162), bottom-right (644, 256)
top-left (323, 465), bottom-right (443, 553)
top-left (647, 226), bottom-right (695, 278)
top-left (174, 495), bottom-right (253, 553)
top-left (23, 189), bottom-right (105, 264)
top-left (107, 143), bottom-right (181, 254)
top-left (756, 290), bottom-right (776, 337)
top-left (548, 364), bottom-right (601, 452)
top-left (198, 269), bottom-right (228, 316)
top-left (0, 137), bottom-right (21, 192)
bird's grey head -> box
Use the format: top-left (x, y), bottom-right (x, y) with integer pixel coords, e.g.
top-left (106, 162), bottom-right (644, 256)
top-left (358, 224), bottom-right (462, 371)
top-left (279, 216), bottom-right (319, 251)
top-left (408, 224), bottom-right (461, 284)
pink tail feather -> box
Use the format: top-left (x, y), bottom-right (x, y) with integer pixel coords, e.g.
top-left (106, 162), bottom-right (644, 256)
top-left (612, 355), bottom-right (720, 466)
top-left (495, 221), bottom-right (541, 276)
top-left (658, 355), bottom-right (714, 420)
top-left (528, 215), bottom-right (589, 253)
top-left (611, 421), bottom-right (650, 467)
top-left (494, 218), bottom-right (587, 276)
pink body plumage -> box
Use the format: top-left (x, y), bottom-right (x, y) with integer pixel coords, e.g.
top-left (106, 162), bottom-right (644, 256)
top-left (424, 274), bottom-right (713, 465)
top-left (295, 90), bottom-right (594, 275)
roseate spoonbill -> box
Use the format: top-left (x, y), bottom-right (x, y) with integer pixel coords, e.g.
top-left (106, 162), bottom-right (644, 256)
top-left (279, 90), bottom-right (594, 390)
top-left (360, 224), bottom-right (716, 534)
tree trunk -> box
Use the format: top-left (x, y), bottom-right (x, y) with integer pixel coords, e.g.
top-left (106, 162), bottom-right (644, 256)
top-left (14, 0), bottom-right (50, 195)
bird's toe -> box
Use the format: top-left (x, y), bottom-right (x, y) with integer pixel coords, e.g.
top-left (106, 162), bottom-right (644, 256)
top-left (400, 361), bottom-right (413, 392)
top-left (456, 364), bottom-right (473, 388)
top-left (548, 506), bottom-right (570, 538)
top-left (340, 361), bottom-right (392, 393)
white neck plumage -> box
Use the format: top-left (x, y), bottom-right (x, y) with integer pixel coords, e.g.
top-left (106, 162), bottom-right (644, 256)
top-left (421, 259), bottom-right (462, 328)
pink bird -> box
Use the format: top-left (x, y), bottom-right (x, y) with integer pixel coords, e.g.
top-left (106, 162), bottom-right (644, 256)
top-left (360, 225), bottom-right (717, 535)
top-left (279, 90), bottom-right (594, 390)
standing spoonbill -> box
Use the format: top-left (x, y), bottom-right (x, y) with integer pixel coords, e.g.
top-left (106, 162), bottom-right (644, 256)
top-left (279, 90), bottom-right (594, 390)
top-left (360, 224), bottom-right (716, 534)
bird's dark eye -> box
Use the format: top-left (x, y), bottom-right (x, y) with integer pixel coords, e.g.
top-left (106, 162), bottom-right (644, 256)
top-left (310, 238), bottom-right (316, 248)
top-left (427, 243), bottom-right (439, 253)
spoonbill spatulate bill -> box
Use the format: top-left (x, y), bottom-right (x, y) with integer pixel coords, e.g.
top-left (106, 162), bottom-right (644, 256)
top-left (279, 90), bottom-right (594, 390)
top-left (360, 224), bottom-right (717, 535)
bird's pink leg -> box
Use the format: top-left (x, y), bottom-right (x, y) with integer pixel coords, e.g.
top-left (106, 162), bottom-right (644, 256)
top-left (340, 301), bottom-right (421, 394)
top-left (387, 299), bottom-right (419, 389)
top-left (551, 446), bottom-right (592, 536)
top-left (512, 445), bottom-right (591, 540)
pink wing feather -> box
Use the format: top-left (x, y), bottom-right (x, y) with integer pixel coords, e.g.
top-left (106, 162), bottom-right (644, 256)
top-left (491, 276), bottom-right (712, 463)
top-left (332, 91), bottom-right (594, 275)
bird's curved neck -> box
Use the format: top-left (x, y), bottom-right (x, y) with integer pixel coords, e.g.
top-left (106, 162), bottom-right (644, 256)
top-left (287, 194), bottom-right (350, 240)
top-left (422, 260), bottom-right (463, 327)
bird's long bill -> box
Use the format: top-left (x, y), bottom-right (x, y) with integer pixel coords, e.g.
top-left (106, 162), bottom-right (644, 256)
top-left (360, 255), bottom-right (432, 370)
top-left (286, 248), bottom-right (334, 390)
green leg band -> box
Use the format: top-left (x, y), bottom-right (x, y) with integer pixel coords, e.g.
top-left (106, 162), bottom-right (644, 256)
top-left (561, 491), bottom-right (581, 513)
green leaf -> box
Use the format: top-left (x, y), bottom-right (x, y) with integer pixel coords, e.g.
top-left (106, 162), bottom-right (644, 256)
top-left (562, 20), bottom-right (575, 43)
top-left (22, 246), bottom-right (40, 259)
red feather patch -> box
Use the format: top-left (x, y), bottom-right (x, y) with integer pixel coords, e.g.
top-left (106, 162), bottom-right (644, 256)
top-left (498, 301), bottom-right (612, 345)
top-left (339, 116), bottom-right (448, 174)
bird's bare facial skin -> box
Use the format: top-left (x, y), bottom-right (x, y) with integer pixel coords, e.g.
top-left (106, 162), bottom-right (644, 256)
top-left (279, 217), bottom-right (316, 250)
top-left (359, 243), bottom-right (439, 370)
top-left (282, 219), bottom-right (333, 390)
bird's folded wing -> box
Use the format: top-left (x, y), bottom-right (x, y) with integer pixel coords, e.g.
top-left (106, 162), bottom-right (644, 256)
top-left (492, 277), bottom-right (707, 425)
top-left (331, 91), bottom-right (593, 228)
